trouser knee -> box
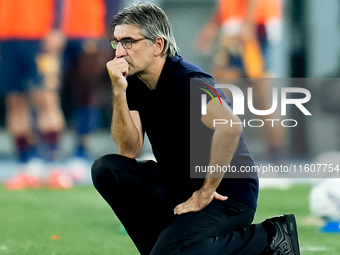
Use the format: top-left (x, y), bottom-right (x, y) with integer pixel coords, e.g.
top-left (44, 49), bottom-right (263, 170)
top-left (91, 154), bottom-right (134, 190)
top-left (91, 154), bottom-right (119, 189)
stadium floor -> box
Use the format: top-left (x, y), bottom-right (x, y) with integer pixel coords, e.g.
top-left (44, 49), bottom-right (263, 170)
top-left (1, 183), bottom-right (339, 254)
top-left (1, 127), bottom-right (339, 254)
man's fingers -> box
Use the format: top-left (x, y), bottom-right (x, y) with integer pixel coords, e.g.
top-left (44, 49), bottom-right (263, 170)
top-left (106, 58), bottom-right (129, 93)
top-left (107, 58), bottom-right (129, 74)
top-left (174, 202), bottom-right (195, 215)
top-left (174, 191), bottom-right (227, 215)
top-left (173, 202), bottom-right (186, 215)
top-left (214, 192), bottom-right (228, 201)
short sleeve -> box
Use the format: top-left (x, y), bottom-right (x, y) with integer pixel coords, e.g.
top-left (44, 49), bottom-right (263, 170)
top-left (177, 72), bottom-right (232, 108)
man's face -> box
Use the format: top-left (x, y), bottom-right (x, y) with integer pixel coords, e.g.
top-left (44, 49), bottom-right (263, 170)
top-left (113, 24), bottom-right (155, 76)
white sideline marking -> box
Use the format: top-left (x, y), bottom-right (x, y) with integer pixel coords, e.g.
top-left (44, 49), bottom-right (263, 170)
top-left (0, 245), bottom-right (8, 250)
top-left (300, 246), bottom-right (329, 252)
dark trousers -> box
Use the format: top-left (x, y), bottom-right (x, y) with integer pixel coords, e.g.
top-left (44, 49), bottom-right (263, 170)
top-left (91, 154), bottom-right (270, 255)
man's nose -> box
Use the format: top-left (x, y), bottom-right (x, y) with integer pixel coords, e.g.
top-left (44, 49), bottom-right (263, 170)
top-left (115, 42), bottom-right (127, 58)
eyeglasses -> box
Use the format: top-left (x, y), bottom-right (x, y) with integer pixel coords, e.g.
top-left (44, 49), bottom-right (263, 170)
top-left (110, 37), bottom-right (150, 50)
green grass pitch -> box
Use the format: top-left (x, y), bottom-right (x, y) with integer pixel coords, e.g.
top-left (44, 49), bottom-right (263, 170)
top-left (0, 184), bottom-right (339, 254)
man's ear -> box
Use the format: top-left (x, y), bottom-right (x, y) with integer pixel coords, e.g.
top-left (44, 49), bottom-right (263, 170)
top-left (153, 37), bottom-right (165, 57)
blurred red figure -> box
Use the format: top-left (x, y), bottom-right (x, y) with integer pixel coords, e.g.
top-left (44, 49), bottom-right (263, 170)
top-left (0, 0), bottom-right (69, 189)
top-left (196, 0), bottom-right (286, 162)
top-left (60, 0), bottom-right (120, 181)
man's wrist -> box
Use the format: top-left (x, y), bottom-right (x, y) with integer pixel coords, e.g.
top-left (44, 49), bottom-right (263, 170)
top-left (200, 184), bottom-right (216, 196)
top-left (113, 89), bottom-right (127, 98)
top-left (201, 176), bottom-right (223, 194)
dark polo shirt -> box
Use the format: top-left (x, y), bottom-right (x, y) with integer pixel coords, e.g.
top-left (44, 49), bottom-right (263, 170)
top-left (126, 55), bottom-right (258, 210)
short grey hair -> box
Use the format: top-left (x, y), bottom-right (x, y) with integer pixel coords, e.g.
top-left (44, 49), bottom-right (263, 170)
top-left (112, 2), bottom-right (179, 57)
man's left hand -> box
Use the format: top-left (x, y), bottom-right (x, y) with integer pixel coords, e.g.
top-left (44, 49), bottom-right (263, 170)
top-left (174, 190), bottom-right (228, 215)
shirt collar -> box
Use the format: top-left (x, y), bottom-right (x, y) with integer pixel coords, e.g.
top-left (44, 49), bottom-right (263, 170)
top-left (155, 54), bottom-right (182, 91)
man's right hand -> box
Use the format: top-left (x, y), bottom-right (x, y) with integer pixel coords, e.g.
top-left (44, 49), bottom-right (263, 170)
top-left (106, 58), bottom-right (129, 94)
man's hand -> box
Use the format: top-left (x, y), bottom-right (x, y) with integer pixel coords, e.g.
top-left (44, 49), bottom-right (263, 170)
top-left (173, 189), bottom-right (228, 215)
top-left (106, 58), bottom-right (129, 94)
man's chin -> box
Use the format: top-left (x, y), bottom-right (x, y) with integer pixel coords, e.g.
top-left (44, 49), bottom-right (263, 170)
top-left (127, 67), bottom-right (135, 76)
top-left (129, 69), bottom-right (142, 77)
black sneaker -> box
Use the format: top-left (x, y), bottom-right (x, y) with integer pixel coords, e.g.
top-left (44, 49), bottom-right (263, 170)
top-left (264, 214), bottom-right (300, 255)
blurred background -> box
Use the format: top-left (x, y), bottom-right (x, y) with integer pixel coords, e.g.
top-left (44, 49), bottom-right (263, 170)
top-left (1, 0), bottom-right (339, 168)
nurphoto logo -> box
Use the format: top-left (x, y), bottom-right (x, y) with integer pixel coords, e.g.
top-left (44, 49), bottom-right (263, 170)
top-left (200, 84), bottom-right (312, 128)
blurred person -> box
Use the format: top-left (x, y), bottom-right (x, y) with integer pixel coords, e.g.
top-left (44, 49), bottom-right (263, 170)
top-left (60, 0), bottom-right (121, 181)
top-left (0, 0), bottom-right (72, 189)
top-left (196, 0), bottom-right (286, 162)
top-left (91, 3), bottom-right (300, 255)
